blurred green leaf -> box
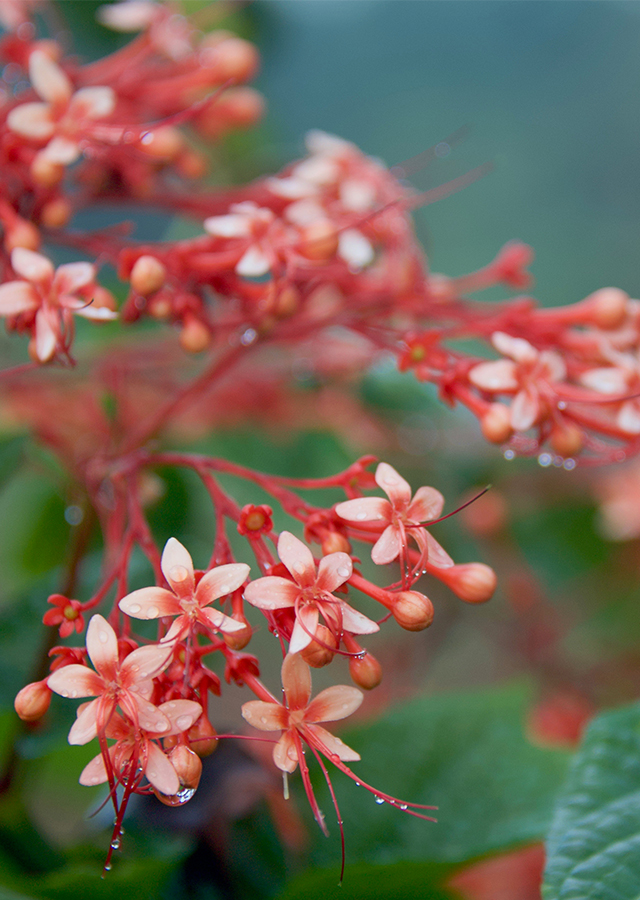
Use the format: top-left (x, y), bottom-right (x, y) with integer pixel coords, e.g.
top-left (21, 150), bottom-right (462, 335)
top-left (542, 702), bottom-right (640, 900)
top-left (277, 860), bottom-right (456, 900)
top-left (307, 683), bottom-right (570, 869)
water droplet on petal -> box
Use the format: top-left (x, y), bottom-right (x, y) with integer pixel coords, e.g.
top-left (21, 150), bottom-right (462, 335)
top-left (176, 715), bottom-right (192, 731)
top-left (98, 630), bottom-right (108, 644)
top-left (337, 566), bottom-right (350, 578)
top-left (356, 512), bottom-right (367, 521)
top-left (146, 606), bottom-right (159, 618)
top-left (375, 796), bottom-right (385, 804)
top-left (294, 563), bottom-right (305, 575)
top-left (129, 604), bottom-right (141, 614)
top-left (154, 721), bottom-right (168, 732)
top-left (260, 716), bottom-right (268, 724)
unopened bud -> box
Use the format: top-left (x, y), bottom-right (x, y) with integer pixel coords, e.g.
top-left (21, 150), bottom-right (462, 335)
top-left (321, 532), bottom-right (351, 555)
top-left (214, 87), bottom-right (265, 130)
top-left (31, 155), bottom-right (64, 187)
top-left (176, 149), bottom-right (207, 180)
top-left (138, 126), bottom-right (184, 162)
top-left (222, 617), bottom-right (252, 651)
top-left (297, 221), bottom-right (339, 262)
top-left (130, 255), bottom-right (167, 296)
top-left (200, 36), bottom-right (259, 83)
top-left (391, 591), bottom-right (434, 631)
top-left (5, 218), bottom-right (40, 252)
top-left (274, 285), bottom-right (299, 318)
top-left (170, 744), bottom-right (202, 790)
top-left (585, 287), bottom-right (629, 330)
top-left (148, 291), bottom-right (172, 319)
top-left (188, 715), bottom-right (218, 757)
top-left (40, 198), bottom-right (71, 229)
top-left (179, 314), bottom-right (211, 353)
top-left (550, 421), bottom-right (583, 457)
top-left (300, 624), bottom-right (337, 668)
top-left (437, 562), bottom-right (497, 604)
top-left (349, 651), bottom-right (382, 690)
top-left (481, 403), bottom-right (512, 444)
top-left (15, 681), bottom-right (51, 721)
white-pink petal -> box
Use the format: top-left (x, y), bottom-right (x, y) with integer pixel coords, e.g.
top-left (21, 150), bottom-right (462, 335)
top-left (425, 531), bottom-right (454, 569)
top-left (29, 50), bottom-right (72, 105)
top-left (281, 652), bottom-right (312, 710)
top-left (70, 86), bottom-right (116, 120)
top-left (375, 462), bottom-right (412, 507)
top-left (54, 262), bottom-right (96, 293)
top-left (158, 699), bottom-right (202, 735)
top-left (68, 697), bottom-right (100, 745)
top-left (120, 642), bottom-right (174, 684)
top-left (11, 248), bottom-right (54, 285)
top-left (198, 606), bottom-right (245, 633)
top-left (338, 229), bottom-right (374, 269)
top-left (145, 742), bottom-right (180, 795)
top-left (244, 575), bottom-right (299, 609)
top-left (204, 213), bottom-right (252, 238)
top-left (340, 601), bottom-right (380, 635)
top-left (617, 400), bottom-right (640, 434)
top-left (334, 496), bottom-right (390, 525)
top-left (241, 700), bottom-right (288, 732)
top-left (469, 359), bottom-right (519, 393)
top-left (0, 281), bottom-right (39, 316)
top-left (371, 524), bottom-right (402, 565)
top-left (236, 243), bottom-right (271, 277)
top-left (34, 309), bottom-right (57, 362)
top-left (118, 586), bottom-right (179, 619)
top-left (86, 614), bottom-right (118, 679)
top-left (40, 136), bottom-right (80, 165)
top-left (74, 305), bottom-right (118, 320)
top-left (305, 723), bottom-right (360, 761)
top-left (306, 684), bottom-right (363, 723)
top-left (288, 604), bottom-right (319, 654)
top-left (316, 552), bottom-right (352, 593)
top-left (408, 486), bottom-right (445, 523)
top-left (7, 102), bottom-right (55, 140)
top-left (510, 386), bottom-right (540, 431)
top-left (47, 664), bottom-right (103, 699)
top-left (278, 531), bottom-right (316, 587)
top-left (97, 0), bottom-right (158, 31)
top-left (79, 749), bottom-right (111, 786)
top-left (196, 563), bottom-right (250, 606)
top-left (273, 731), bottom-right (299, 772)
top-left (581, 367), bottom-right (629, 395)
top-left (491, 331), bottom-right (537, 364)
top-left (161, 537), bottom-right (194, 594)
top-left (125, 692), bottom-right (171, 734)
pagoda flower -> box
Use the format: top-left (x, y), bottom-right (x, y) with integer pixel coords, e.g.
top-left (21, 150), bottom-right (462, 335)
top-left (7, 49), bottom-right (116, 172)
top-left (335, 462), bottom-right (453, 569)
top-left (47, 614), bottom-right (175, 744)
top-left (79, 699), bottom-right (202, 796)
top-left (244, 531), bottom-right (379, 654)
top-left (0, 248), bottom-right (117, 363)
top-left (118, 537), bottom-right (249, 642)
top-left (204, 202), bottom-right (277, 278)
top-left (468, 331), bottom-right (567, 432)
top-left (580, 351), bottom-right (640, 434)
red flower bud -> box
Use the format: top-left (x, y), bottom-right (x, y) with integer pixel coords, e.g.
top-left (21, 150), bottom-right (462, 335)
top-left (391, 591), bottom-right (434, 631)
top-left (14, 681), bottom-right (51, 721)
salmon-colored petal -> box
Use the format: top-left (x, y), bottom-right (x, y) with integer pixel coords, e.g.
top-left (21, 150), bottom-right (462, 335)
top-left (242, 700), bottom-right (288, 731)
top-left (34, 308), bottom-right (57, 362)
top-left (79, 748), bottom-right (113, 786)
top-left (204, 213), bottom-right (252, 237)
top-left (304, 724), bottom-right (360, 761)
top-left (122, 692), bottom-right (171, 734)
top-left (316, 552), bottom-right (352, 593)
top-left (340, 600), bottom-right (380, 635)
top-left (371, 524), bottom-right (401, 565)
top-left (158, 699), bottom-right (202, 735)
top-left (338, 229), bottom-right (374, 268)
top-left (334, 496), bottom-right (390, 525)
top-left (120, 642), bottom-right (174, 685)
top-left (197, 606), bottom-right (245, 633)
top-left (118, 586), bottom-right (179, 620)
top-left (581, 366), bottom-right (629, 395)
top-left (70, 86), bottom-right (115, 120)
top-left (375, 462), bottom-right (412, 507)
top-left (289, 604), bottom-right (319, 654)
top-left (54, 262), bottom-right (95, 294)
top-left (0, 281), bottom-right (39, 316)
top-left (161, 537), bottom-right (194, 596)
top-left (145, 742), bottom-right (180, 795)
top-left (47, 664), bottom-right (103, 698)
top-left (540, 350), bottom-right (566, 383)
top-left (12, 248), bottom-right (54, 284)
top-left (40, 136), bottom-right (80, 165)
top-left (68, 697), bottom-right (100, 745)
top-left (278, 531), bottom-right (316, 587)
top-left (469, 359), bottom-right (519, 392)
top-left (29, 49), bottom-right (72, 104)
top-left (426, 531), bottom-right (454, 569)
top-left (97, 0), bottom-right (158, 31)
top-left (73, 304), bottom-right (118, 320)
top-left (408, 486), bottom-right (444, 524)
top-left (510, 387), bottom-right (540, 431)
top-left (305, 685), bottom-right (363, 723)
top-left (273, 731), bottom-right (299, 773)
top-left (196, 562), bottom-right (250, 606)
top-left (236, 243), bottom-right (271, 277)
top-left (6, 102), bottom-right (55, 139)
top-left (244, 575), bottom-right (299, 609)
top-left (281, 652), bottom-right (312, 709)
top-left (161, 616), bottom-right (188, 644)
top-left (618, 400), bottom-right (640, 434)
top-left (492, 331), bottom-right (537, 364)
top-left (86, 614), bottom-right (118, 679)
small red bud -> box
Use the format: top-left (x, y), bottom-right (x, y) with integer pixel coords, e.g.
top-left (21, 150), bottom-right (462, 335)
top-left (15, 681), bottom-right (51, 721)
top-left (584, 287), bottom-right (629, 330)
top-left (300, 624), bottom-right (337, 668)
top-left (188, 715), bottom-right (218, 757)
top-left (349, 651), bottom-right (382, 690)
top-left (297, 221), bottom-right (338, 262)
top-left (549, 421), bottom-right (583, 457)
top-left (391, 591), bottom-right (434, 631)
top-left (481, 403), bottom-right (512, 444)
top-left (222, 617), bottom-right (253, 651)
top-left (438, 563), bottom-right (497, 603)
top-left (130, 255), bottom-right (167, 296)
top-left (320, 532), bottom-right (351, 555)
top-left (40, 198), bottom-right (71, 230)
top-left (179, 314), bottom-right (211, 353)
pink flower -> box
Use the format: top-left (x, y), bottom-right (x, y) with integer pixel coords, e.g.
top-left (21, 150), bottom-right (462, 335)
top-left (42, 593), bottom-right (84, 638)
top-left (469, 332), bottom-right (566, 431)
top-left (335, 462), bottom-right (453, 568)
top-left (7, 49), bottom-right (116, 168)
top-left (47, 614), bottom-right (174, 744)
top-left (242, 653), bottom-right (362, 774)
top-left (0, 248), bottom-right (116, 362)
top-left (79, 699), bottom-right (202, 796)
top-left (580, 352), bottom-right (640, 434)
top-left (243, 531), bottom-right (378, 654)
top-left (118, 537), bottom-right (249, 641)
top-left (204, 202), bottom-right (276, 278)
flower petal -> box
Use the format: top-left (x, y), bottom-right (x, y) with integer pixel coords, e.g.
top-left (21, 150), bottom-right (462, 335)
top-left (86, 614), bottom-right (118, 680)
top-left (40, 136), bottom-right (80, 165)
top-left (29, 50), bottom-right (72, 105)
top-left (69, 86), bottom-right (115, 120)
top-left (47, 664), bottom-right (103, 699)
top-left (122, 691), bottom-right (171, 734)
top-left (340, 600), bottom-right (380, 635)
top-left (338, 229), bottom-right (374, 268)
top-left (0, 281), bottom-right (39, 316)
top-left (242, 700), bottom-right (288, 731)
top-left (204, 213), bottom-right (252, 238)
top-left (278, 531), bottom-right (316, 587)
top-left (68, 697), bottom-right (100, 745)
top-left (34, 308), bottom-right (57, 362)
top-left (469, 359), bottom-right (519, 392)
top-left (408, 486), bottom-right (445, 523)
top-left (244, 575), bottom-right (299, 609)
top-left (120, 642), bottom-right (174, 685)
top-left (581, 367), bottom-right (629, 395)
top-left (305, 685), bottom-right (363, 723)
top-left (371, 524), bottom-right (401, 565)
top-left (492, 331), bottom-right (537, 364)
top-left (289, 604), bottom-right (319, 654)
top-left (196, 563), bottom-right (250, 607)
top-left (425, 531), bottom-right (454, 569)
top-left (161, 537), bottom-right (194, 596)
top-left (304, 724), bottom-right (360, 762)
top-left (510, 386), bottom-right (540, 431)
top-left (281, 652), bottom-right (312, 710)
top-left (118, 586), bottom-right (179, 620)
top-left (145, 742), bottom-right (180, 795)
top-left (618, 400), bottom-right (640, 434)
top-left (79, 749), bottom-right (111, 786)
top-left (236, 243), bottom-right (271, 278)
top-left (316, 552), bottom-right (352, 593)
top-left (11, 248), bottom-right (54, 285)
top-left (334, 496), bottom-right (390, 525)
top-left (6, 102), bottom-right (55, 140)
top-left (375, 462), bottom-right (412, 507)
top-left (158, 699), bottom-right (202, 735)
top-left (198, 606), bottom-right (246, 633)
top-left (273, 731), bottom-right (299, 773)
top-left (54, 262), bottom-right (95, 294)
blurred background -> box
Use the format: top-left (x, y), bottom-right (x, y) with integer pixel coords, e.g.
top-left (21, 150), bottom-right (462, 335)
top-left (1, 3), bottom-right (640, 899)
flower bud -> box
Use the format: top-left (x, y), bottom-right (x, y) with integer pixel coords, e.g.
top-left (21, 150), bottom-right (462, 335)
top-left (40, 198), bottom-right (71, 230)
top-left (437, 563), bottom-right (497, 604)
top-left (170, 745), bottom-right (202, 790)
top-left (481, 403), bottom-right (512, 444)
top-left (31, 155), bottom-right (64, 188)
top-left (349, 651), bottom-right (382, 690)
top-left (585, 287), bottom-right (629, 330)
top-left (5, 217), bottom-right (40, 253)
top-left (200, 36), bottom-right (259, 83)
top-left (320, 532), bottom-right (351, 555)
top-left (15, 681), bottom-right (51, 721)
top-left (138, 126), bottom-right (184, 162)
top-left (297, 221), bottom-right (339, 262)
top-left (130, 255), bottom-right (167, 296)
top-left (222, 617), bottom-right (253, 651)
top-left (391, 591), bottom-right (434, 631)
top-left (300, 624), bottom-right (337, 668)
top-left (550, 421), bottom-right (583, 457)
top-left (176, 149), bottom-right (207, 180)
top-left (188, 714), bottom-right (218, 757)
top-left (179, 314), bottom-right (211, 353)
top-left (273, 285), bottom-right (299, 318)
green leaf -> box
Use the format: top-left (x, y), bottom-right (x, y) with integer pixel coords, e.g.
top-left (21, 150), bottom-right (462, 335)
top-left (306, 683), bottom-right (569, 869)
top-left (277, 861), bottom-right (457, 900)
top-left (542, 702), bottom-right (640, 900)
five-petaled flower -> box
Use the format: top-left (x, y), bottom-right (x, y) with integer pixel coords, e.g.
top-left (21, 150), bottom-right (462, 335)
top-left (242, 652), bottom-right (363, 774)
top-left (47, 614), bottom-right (174, 744)
top-left (244, 531), bottom-right (378, 654)
top-left (0, 247), bottom-right (116, 362)
top-left (335, 462), bottom-right (453, 569)
top-left (118, 537), bottom-right (249, 642)
top-left (42, 593), bottom-right (84, 638)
